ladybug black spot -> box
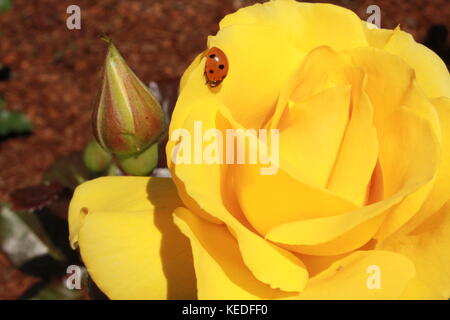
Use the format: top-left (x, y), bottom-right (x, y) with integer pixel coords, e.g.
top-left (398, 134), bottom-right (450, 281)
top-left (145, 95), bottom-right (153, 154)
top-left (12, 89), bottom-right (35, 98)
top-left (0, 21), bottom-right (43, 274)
top-left (219, 64), bottom-right (225, 69)
top-left (209, 70), bottom-right (214, 74)
top-left (209, 54), bottom-right (216, 59)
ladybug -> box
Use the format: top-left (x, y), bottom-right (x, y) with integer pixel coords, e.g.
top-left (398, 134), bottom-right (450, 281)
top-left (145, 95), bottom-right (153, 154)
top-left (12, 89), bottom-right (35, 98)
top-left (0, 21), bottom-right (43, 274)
top-left (204, 47), bottom-right (229, 88)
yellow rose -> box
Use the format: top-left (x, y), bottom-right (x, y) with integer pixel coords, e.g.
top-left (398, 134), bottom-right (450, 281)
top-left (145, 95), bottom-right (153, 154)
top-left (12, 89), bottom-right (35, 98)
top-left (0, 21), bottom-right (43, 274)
top-left (69, 0), bottom-right (450, 299)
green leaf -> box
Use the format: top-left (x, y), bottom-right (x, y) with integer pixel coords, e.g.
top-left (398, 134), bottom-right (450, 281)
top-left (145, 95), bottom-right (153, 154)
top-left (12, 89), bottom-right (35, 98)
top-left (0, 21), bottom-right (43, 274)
top-left (0, 204), bottom-right (65, 267)
top-left (0, 0), bottom-right (12, 13)
top-left (43, 152), bottom-right (92, 190)
top-left (0, 96), bottom-right (33, 136)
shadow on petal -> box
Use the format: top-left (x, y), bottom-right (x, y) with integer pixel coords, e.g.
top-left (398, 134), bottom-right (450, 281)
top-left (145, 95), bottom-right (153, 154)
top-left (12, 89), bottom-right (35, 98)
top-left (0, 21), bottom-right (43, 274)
top-left (147, 178), bottom-right (197, 299)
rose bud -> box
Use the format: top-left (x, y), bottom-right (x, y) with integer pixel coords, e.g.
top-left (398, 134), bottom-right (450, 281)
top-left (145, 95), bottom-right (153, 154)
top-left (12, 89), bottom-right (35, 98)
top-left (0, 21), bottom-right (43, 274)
top-left (92, 39), bottom-right (165, 156)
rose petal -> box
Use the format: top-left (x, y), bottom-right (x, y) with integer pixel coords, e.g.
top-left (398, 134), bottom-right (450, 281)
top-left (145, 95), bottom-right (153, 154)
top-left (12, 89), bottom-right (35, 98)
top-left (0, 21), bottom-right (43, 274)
top-left (400, 97), bottom-right (450, 233)
top-left (167, 97), bottom-right (309, 292)
top-left (291, 250), bottom-right (415, 299)
top-left (173, 207), bottom-right (290, 299)
top-left (380, 201), bottom-right (450, 299)
top-left (68, 177), bottom-right (196, 299)
top-left (220, 0), bottom-right (368, 53)
top-left (277, 86), bottom-right (351, 188)
top-left (365, 27), bottom-right (450, 99)
top-left (207, 24), bottom-right (302, 128)
top-left (266, 107), bottom-right (439, 254)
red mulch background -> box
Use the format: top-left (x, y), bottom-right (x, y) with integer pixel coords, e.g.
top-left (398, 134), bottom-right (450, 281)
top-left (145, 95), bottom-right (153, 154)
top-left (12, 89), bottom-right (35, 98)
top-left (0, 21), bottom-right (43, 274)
top-left (0, 251), bottom-right (39, 299)
top-left (0, 0), bottom-right (448, 299)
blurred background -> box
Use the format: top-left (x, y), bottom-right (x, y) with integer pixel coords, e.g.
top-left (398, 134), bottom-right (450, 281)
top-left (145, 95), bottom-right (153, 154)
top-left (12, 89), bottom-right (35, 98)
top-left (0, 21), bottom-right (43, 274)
top-left (0, 0), bottom-right (448, 300)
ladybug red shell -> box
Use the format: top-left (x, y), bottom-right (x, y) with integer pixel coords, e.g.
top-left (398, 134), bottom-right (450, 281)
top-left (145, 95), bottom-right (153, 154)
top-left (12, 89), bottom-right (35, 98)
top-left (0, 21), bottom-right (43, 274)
top-left (204, 47), bottom-right (229, 88)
